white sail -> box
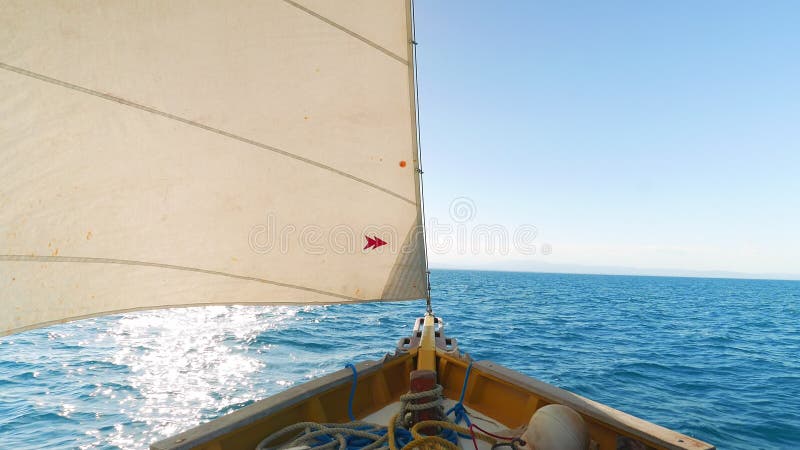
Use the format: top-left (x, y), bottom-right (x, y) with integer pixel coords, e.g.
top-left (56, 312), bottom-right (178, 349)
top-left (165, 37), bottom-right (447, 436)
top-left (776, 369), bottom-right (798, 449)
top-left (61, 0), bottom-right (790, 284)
top-left (0, 0), bottom-right (427, 336)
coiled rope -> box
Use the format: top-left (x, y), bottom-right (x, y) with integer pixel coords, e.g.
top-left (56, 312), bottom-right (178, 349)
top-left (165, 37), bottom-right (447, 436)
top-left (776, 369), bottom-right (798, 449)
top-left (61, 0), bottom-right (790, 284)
top-left (256, 362), bottom-right (518, 450)
top-left (254, 413), bottom-right (499, 450)
top-left (396, 385), bottom-right (445, 427)
top-left (255, 364), bottom-right (499, 450)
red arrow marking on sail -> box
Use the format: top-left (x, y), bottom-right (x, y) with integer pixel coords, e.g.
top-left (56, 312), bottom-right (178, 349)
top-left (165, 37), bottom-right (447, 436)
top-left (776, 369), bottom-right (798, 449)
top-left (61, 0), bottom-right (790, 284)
top-left (364, 235), bottom-right (388, 250)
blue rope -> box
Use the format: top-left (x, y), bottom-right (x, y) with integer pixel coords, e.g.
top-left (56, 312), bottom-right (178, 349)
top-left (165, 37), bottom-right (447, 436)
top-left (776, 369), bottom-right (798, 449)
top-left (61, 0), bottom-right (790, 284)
top-left (439, 426), bottom-right (461, 445)
top-left (301, 423), bottom-right (415, 450)
top-left (445, 361), bottom-right (473, 437)
top-left (345, 363), bottom-right (358, 422)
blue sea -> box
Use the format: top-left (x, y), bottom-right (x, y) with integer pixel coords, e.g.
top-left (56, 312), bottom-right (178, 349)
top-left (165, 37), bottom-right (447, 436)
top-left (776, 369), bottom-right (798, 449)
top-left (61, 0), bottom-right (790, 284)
top-left (1, 270), bottom-right (798, 449)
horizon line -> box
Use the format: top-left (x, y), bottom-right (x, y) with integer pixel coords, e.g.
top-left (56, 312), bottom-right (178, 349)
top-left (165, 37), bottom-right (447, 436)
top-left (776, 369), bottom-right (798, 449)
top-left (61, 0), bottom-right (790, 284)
top-left (428, 265), bottom-right (800, 283)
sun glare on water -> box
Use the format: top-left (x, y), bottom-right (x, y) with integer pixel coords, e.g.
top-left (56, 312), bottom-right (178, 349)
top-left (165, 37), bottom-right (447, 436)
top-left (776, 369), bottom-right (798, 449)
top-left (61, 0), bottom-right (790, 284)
top-left (64, 305), bottom-right (311, 449)
top-left (1, 302), bottom-right (391, 450)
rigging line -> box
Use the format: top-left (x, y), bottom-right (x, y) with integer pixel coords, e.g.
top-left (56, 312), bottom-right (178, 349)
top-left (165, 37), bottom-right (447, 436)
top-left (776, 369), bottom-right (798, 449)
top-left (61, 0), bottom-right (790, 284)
top-left (281, 0), bottom-right (408, 65)
top-left (0, 254), bottom-right (361, 302)
top-left (409, 0), bottom-right (433, 312)
top-left (0, 62), bottom-right (416, 206)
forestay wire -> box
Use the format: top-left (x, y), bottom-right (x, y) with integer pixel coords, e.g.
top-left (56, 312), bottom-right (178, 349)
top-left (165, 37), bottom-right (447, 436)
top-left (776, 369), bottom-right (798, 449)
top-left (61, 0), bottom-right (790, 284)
top-left (409, 0), bottom-right (433, 314)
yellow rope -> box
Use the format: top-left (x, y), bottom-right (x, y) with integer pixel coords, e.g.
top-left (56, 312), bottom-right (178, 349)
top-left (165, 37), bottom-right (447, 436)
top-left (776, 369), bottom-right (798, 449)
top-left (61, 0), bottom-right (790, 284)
top-left (402, 435), bottom-right (459, 450)
top-left (385, 415), bottom-right (498, 450)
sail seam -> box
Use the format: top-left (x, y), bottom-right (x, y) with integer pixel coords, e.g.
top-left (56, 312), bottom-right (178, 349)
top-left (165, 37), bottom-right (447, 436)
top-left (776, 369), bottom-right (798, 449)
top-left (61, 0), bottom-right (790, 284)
top-left (0, 62), bottom-right (416, 206)
top-left (0, 254), bottom-right (361, 302)
top-left (281, 0), bottom-right (408, 65)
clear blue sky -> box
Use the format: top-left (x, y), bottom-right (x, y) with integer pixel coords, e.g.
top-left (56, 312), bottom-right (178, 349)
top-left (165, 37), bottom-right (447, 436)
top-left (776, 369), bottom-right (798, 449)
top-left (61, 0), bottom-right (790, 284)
top-left (414, 1), bottom-right (800, 278)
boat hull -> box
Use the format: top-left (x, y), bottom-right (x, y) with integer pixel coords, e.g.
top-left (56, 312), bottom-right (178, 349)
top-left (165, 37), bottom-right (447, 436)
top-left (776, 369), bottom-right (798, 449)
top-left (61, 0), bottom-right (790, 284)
top-left (152, 350), bottom-right (713, 450)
